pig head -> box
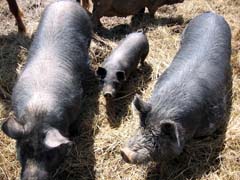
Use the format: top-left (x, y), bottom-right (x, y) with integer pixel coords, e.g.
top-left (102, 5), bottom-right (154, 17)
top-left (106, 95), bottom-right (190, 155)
top-left (2, 113), bottom-right (72, 180)
top-left (121, 95), bottom-right (185, 164)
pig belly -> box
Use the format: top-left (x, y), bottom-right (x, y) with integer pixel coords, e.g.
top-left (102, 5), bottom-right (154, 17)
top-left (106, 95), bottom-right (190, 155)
top-left (111, 1), bottom-right (145, 16)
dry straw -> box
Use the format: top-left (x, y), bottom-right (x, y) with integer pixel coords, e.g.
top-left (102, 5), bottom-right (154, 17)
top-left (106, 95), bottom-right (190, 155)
top-left (0, 0), bottom-right (239, 179)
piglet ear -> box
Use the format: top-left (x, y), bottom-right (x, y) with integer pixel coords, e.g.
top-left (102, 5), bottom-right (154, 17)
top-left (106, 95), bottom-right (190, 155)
top-left (96, 67), bottom-right (107, 79)
top-left (44, 128), bottom-right (71, 149)
top-left (116, 71), bottom-right (126, 82)
top-left (1, 115), bottom-right (25, 139)
top-left (160, 120), bottom-right (180, 147)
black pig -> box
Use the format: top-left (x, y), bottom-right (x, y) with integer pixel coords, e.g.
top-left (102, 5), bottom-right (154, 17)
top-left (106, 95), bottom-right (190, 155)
top-left (96, 31), bottom-right (149, 98)
top-left (1, 0), bottom-right (92, 179)
top-left (121, 12), bottom-right (232, 164)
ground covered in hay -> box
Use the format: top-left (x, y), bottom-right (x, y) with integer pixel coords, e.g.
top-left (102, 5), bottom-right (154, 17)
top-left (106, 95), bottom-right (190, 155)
top-left (0, 0), bottom-right (239, 179)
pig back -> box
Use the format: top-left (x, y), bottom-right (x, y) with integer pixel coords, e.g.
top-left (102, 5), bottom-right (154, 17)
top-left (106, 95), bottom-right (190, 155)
top-left (103, 32), bottom-right (148, 74)
top-left (12, 0), bottom-right (92, 120)
top-left (150, 12), bottom-right (231, 138)
top-left (173, 12), bottom-right (231, 97)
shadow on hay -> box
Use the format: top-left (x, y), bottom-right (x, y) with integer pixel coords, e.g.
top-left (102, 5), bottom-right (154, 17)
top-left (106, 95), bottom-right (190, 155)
top-left (105, 62), bottom-right (153, 128)
top-left (131, 13), bottom-right (184, 29)
top-left (95, 24), bottom-right (132, 41)
top-left (94, 14), bottom-right (185, 40)
top-left (146, 75), bottom-right (233, 180)
top-left (0, 33), bottom-right (31, 101)
top-left (52, 70), bottom-right (99, 180)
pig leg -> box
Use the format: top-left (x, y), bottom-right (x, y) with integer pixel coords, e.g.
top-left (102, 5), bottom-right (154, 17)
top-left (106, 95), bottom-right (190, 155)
top-left (140, 46), bottom-right (149, 66)
top-left (132, 8), bottom-right (145, 20)
top-left (6, 0), bottom-right (26, 33)
top-left (140, 53), bottom-right (147, 66)
top-left (147, 5), bottom-right (158, 18)
top-left (92, 4), bottom-right (103, 28)
top-left (137, 8), bottom-right (145, 16)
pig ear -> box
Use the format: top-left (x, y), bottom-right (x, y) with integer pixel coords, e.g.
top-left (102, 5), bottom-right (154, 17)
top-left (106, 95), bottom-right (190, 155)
top-left (132, 95), bottom-right (152, 127)
top-left (116, 71), bottom-right (126, 82)
top-left (1, 115), bottom-right (25, 139)
top-left (160, 120), bottom-right (180, 147)
top-left (44, 128), bottom-right (72, 149)
top-left (132, 94), bottom-right (152, 115)
top-left (96, 67), bottom-right (107, 79)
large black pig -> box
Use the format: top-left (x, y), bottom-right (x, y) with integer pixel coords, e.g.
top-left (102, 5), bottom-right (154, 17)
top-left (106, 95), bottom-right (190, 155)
top-left (121, 12), bottom-right (232, 164)
top-left (1, 0), bottom-right (92, 179)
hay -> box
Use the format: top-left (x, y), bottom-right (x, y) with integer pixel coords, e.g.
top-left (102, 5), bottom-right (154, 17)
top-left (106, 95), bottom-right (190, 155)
top-left (0, 0), bottom-right (239, 179)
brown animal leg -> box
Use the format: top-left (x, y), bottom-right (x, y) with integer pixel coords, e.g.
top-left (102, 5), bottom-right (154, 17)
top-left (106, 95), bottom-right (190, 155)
top-left (138, 8), bottom-right (145, 15)
top-left (80, 0), bottom-right (92, 16)
top-left (148, 6), bottom-right (158, 18)
top-left (81, 0), bottom-right (90, 10)
top-left (6, 0), bottom-right (26, 33)
top-left (92, 5), bottom-right (103, 29)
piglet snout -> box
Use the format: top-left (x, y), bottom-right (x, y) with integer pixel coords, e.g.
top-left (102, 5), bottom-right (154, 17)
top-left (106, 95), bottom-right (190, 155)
top-left (104, 92), bottom-right (113, 98)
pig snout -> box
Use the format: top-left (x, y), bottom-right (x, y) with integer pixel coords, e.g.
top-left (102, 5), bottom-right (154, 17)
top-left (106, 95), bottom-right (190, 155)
top-left (120, 146), bottom-right (151, 164)
top-left (103, 85), bottom-right (116, 98)
top-left (22, 168), bottom-right (48, 180)
top-left (21, 161), bottom-right (49, 180)
top-left (120, 147), bottom-right (138, 163)
top-left (104, 93), bottom-right (113, 98)
top-left (121, 131), bottom-right (153, 164)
